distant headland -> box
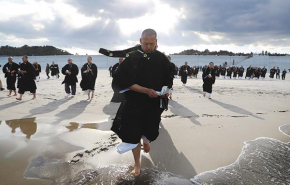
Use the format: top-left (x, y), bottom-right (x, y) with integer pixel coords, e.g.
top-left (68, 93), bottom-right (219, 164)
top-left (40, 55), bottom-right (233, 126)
top-left (0, 45), bottom-right (72, 56)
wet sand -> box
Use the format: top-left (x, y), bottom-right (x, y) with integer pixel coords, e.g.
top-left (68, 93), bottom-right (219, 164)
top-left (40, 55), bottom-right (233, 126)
top-left (0, 69), bottom-right (290, 184)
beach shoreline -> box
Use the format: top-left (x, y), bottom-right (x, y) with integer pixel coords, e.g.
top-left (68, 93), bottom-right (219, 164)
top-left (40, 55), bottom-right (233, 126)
top-left (0, 69), bottom-right (290, 184)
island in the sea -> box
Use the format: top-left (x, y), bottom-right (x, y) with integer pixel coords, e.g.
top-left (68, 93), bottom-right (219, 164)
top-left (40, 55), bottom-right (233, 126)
top-left (0, 45), bottom-right (72, 56)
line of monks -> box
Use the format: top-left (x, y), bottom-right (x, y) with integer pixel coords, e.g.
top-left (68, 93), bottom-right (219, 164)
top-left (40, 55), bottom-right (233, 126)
top-left (1, 55), bottom-right (98, 100)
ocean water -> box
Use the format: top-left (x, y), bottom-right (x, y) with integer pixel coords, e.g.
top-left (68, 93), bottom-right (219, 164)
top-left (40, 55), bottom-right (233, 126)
top-left (0, 55), bottom-right (289, 70)
top-left (191, 124), bottom-right (290, 185)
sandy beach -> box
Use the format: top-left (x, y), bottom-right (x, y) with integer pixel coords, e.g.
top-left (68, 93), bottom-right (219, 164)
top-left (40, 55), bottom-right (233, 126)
top-left (0, 69), bottom-right (290, 184)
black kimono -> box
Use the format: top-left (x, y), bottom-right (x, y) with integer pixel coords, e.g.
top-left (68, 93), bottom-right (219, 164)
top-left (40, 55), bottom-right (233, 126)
top-left (238, 68), bottom-right (244, 77)
top-left (80, 63), bottom-right (98, 91)
top-left (226, 68), bottom-right (232, 78)
top-left (215, 68), bottom-right (221, 77)
top-left (50, 64), bottom-right (59, 76)
top-left (33, 64), bottom-right (41, 76)
top-left (112, 63), bottom-right (120, 78)
top-left (3, 62), bottom-right (19, 90)
top-left (261, 68), bottom-right (267, 78)
top-left (220, 68), bottom-right (226, 76)
top-left (246, 67), bottom-right (253, 77)
top-left (282, 70), bottom-right (287, 80)
top-left (61, 64), bottom-right (79, 85)
top-left (202, 67), bottom-right (216, 93)
top-left (254, 69), bottom-right (260, 78)
top-left (180, 65), bottom-right (191, 84)
top-left (111, 48), bottom-right (172, 144)
top-left (269, 68), bottom-right (276, 78)
top-left (233, 69), bottom-right (238, 78)
top-left (17, 61), bottom-right (37, 94)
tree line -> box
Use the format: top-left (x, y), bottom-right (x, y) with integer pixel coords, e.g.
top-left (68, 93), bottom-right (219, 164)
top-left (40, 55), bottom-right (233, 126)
top-left (0, 45), bottom-right (72, 56)
top-left (172, 49), bottom-right (289, 56)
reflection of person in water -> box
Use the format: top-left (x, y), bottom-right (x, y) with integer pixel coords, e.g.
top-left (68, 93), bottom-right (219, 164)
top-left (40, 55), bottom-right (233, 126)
top-left (6, 120), bottom-right (20, 133)
top-left (6, 118), bottom-right (37, 139)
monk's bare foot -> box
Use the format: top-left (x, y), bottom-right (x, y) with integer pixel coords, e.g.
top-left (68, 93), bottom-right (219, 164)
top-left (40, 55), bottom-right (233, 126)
top-left (203, 93), bottom-right (206, 97)
top-left (13, 94), bottom-right (17, 96)
top-left (131, 164), bottom-right (141, 177)
top-left (7, 95), bottom-right (11, 97)
top-left (143, 143), bottom-right (150, 153)
top-left (32, 97), bottom-right (36, 100)
top-left (16, 98), bottom-right (22, 101)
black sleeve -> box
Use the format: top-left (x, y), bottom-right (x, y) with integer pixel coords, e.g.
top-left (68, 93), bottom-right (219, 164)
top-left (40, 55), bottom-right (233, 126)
top-left (62, 65), bottom-right (67, 75)
top-left (93, 64), bottom-right (98, 79)
top-left (72, 65), bottom-right (79, 76)
top-left (2, 64), bottom-right (7, 74)
top-left (113, 58), bottom-right (135, 90)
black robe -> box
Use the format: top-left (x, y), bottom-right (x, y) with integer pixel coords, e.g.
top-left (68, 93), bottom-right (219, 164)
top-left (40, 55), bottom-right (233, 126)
top-left (61, 64), bottom-right (79, 85)
top-left (226, 68), bottom-right (232, 77)
top-left (246, 67), bottom-right (253, 77)
top-left (33, 64), bottom-right (41, 76)
top-left (202, 67), bottom-right (216, 93)
top-left (238, 68), bottom-right (244, 77)
top-left (112, 63), bottom-right (120, 78)
top-left (233, 69), bottom-right (238, 77)
top-left (3, 62), bottom-right (19, 90)
top-left (111, 48), bottom-right (172, 144)
top-left (180, 65), bottom-right (190, 84)
top-left (80, 63), bottom-right (98, 91)
top-left (215, 68), bottom-right (221, 77)
top-left (269, 69), bottom-right (276, 78)
top-left (17, 61), bottom-right (37, 92)
top-left (50, 64), bottom-right (59, 76)
top-left (220, 68), bottom-right (226, 76)
top-left (282, 71), bottom-right (287, 79)
top-left (254, 70), bottom-right (260, 78)
top-left (261, 68), bottom-right (267, 78)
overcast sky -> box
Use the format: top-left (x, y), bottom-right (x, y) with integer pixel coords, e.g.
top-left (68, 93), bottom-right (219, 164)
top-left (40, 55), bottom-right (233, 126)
top-left (0, 0), bottom-right (289, 55)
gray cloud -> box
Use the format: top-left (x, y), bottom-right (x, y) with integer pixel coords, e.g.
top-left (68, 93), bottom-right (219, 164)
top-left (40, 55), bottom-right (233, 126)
top-left (0, 0), bottom-right (289, 53)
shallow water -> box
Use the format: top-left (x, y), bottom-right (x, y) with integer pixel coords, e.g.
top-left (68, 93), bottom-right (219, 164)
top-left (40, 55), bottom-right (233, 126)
top-left (71, 165), bottom-right (192, 185)
top-left (2, 118), bottom-right (290, 185)
top-left (191, 125), bottom-right (290, 185)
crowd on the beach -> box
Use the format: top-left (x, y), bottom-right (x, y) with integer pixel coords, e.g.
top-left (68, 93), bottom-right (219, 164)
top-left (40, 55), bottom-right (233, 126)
top-left (0, 55), bottom-right (98, 100)
top-left (174, 63), bottom-right (287, 81)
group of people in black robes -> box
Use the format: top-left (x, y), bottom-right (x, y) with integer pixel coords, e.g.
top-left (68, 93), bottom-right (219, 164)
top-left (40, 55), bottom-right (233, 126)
top-left (1, 56), bottom-right (98, 100)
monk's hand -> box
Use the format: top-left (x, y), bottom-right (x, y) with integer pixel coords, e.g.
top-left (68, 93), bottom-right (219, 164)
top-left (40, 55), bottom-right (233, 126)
top-left (161, 93), bottom-right (169, 98)
top-left (146, 89), bottom-right (158, 98)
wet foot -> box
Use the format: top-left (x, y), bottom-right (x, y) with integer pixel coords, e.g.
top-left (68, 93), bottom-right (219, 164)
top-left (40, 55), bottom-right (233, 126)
top-left (143, 143), bottom-right (150, 153)
top-left (131, 164), bottom-right (141, 177)
top-left (16, 98), bottom-right (22, 101)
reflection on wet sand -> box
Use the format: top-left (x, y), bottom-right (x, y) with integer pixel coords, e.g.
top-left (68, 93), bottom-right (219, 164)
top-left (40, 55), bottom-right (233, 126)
top-left (66, 122), bottom-right (98, 132)
top-left (6, 118), bottom-right (37, 139)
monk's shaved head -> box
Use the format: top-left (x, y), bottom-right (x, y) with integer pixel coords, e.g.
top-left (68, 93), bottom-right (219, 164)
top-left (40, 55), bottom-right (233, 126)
top-left (141, 29), bottom-right (157, 39)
